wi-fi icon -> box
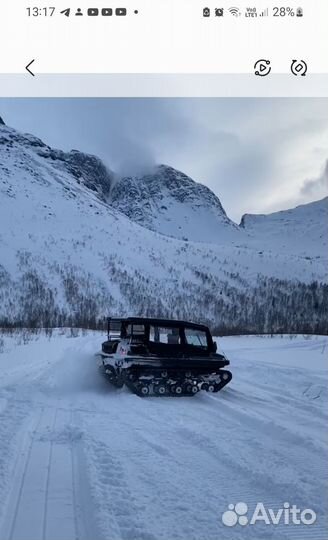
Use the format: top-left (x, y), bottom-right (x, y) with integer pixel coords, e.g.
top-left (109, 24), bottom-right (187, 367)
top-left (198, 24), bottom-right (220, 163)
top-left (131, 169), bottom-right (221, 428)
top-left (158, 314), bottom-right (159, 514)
top-left (229, 7), bottom-right (240, 16)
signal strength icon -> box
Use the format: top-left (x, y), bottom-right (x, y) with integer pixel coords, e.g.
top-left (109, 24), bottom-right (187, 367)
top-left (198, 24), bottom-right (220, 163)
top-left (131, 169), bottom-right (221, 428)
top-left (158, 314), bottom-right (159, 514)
top-left (229, 7), bottom-right (241, 17)
top-left (259, 8), bottom-right (269, 17)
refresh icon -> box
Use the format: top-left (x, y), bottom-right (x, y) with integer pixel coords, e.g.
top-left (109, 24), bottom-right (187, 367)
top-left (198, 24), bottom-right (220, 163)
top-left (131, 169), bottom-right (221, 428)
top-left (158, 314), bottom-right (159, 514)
top-left (291, 60), bottom-right (308, 76)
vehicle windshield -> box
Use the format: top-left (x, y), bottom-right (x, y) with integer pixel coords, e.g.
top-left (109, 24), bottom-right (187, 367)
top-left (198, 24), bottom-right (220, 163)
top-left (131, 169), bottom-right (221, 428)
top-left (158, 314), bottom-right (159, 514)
top-left (149, 326), bottom-right (181, 344)
top-left (184, 328), bottom-right (208, 348)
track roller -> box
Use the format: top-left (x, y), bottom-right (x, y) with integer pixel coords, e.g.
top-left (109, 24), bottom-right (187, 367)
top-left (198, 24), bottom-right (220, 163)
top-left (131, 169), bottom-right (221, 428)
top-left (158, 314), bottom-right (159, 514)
top-left (184, 382), bottom-right (199, 394)
top-left (138, 384), bottom-right (150, 396)
top-left (169, 384), bottom-right (183, 395)
top-left (154, 383), bottom-right (167, 396)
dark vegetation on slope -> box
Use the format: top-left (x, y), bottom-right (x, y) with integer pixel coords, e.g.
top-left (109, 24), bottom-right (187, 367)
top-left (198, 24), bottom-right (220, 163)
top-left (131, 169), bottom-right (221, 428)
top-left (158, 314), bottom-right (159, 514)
top-left (0, 262), bottom-right (327, 335)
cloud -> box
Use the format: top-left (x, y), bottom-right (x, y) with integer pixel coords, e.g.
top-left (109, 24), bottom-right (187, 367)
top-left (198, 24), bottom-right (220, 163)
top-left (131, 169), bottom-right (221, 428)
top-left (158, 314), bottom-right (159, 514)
top-left (301, 160), bottom-right (328, 198)
top-left (0, 97), bottom-right (328, 220)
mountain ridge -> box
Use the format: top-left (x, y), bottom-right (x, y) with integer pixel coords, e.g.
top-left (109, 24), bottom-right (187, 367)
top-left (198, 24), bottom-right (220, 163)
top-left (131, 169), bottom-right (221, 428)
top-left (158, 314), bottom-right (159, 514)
top-left (0, 120), bottom-right (327, 332)
top-left (111, 164), bottom-right (241, 243)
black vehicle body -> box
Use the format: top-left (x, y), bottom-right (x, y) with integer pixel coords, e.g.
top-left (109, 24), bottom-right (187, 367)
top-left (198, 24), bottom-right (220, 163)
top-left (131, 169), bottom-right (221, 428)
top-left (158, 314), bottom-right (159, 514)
top-left (97, 317), bottom-right (232, 396)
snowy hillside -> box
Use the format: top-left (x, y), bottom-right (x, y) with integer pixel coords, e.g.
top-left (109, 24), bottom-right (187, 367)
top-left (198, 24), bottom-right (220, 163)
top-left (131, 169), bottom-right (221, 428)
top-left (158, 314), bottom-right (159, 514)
top-left (0, 120), bottom-right (327, 332)
top-left (0, 332), bottom-right (327, 540)
top-left (241, 197), bottom-right (328, 257)
top-left (110, 165), bottom-right (240, 243)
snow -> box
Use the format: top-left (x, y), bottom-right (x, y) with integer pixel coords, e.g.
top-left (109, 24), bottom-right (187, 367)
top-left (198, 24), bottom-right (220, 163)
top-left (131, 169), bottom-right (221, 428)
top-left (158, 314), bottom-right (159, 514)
top-left (240, 197), bottom-right (328, 257)
top-left (0, 332), bottom-right (327, 540)
top-left (1, 122), bottom-right (327, 329)
top-left (110, 164), bottom-right (240, 244)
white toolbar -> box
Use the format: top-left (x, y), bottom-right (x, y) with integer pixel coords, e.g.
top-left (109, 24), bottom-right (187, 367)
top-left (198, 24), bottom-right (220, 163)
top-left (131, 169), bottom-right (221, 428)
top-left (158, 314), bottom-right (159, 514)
top-left (0, 0), bottom-right (327, 74)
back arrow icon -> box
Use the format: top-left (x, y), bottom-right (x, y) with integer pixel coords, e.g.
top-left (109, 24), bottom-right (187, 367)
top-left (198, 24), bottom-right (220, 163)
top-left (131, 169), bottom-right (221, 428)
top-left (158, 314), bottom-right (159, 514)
top-left (26, 59), bottom-right (35, 76)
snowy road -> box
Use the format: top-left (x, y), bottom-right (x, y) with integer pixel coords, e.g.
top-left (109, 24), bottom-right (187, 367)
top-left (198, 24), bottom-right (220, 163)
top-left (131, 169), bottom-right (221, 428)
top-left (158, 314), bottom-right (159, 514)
top-left (0, 332), bottom-right (327, 540)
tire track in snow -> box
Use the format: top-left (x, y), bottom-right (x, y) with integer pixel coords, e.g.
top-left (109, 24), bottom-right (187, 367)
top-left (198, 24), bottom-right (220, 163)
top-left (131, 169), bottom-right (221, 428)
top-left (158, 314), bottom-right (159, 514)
top-left (7, 406), bottom-right (58, 540)
top-left (77, 409), bottom-right (158, 540)
top-left (77, 402), bottom-right (261, 540)
top-left (0, 395), bottom-right (34, 522)
top-left (169, 403), bottom-right (328, 538)
top-left (98, 392), bottom-right (327, 540)
top-left (0, 405), bottom-right (93, 540)
top-left (70, 412), bottom-right (80, 540)
top-left (1, 406), bottom-right (45, 540)
top-left (1, 334), bottom-right (327, 540)
top-left (41, 406), bottom-right (84, 540)
top-left (70, 410), bottom-right (104, 540)
top-left (42, 408), bottom-right (59, 540)
top-left (172, 395), bottom-right (327, 507)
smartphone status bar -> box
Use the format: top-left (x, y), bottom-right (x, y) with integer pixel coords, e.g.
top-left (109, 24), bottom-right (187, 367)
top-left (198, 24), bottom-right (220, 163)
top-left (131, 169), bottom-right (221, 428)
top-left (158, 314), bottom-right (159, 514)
top-left (0, 0), bottom-right (327, 74)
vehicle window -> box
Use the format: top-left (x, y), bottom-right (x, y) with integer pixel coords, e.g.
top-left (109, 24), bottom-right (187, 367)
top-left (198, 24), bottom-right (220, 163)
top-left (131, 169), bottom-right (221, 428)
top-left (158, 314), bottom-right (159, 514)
top-left (149, 326), bottom-right (181, 344)
top-left (126, 324), bottom-right (145, 336)
top-left (185, 329), bottom-right (207, 348)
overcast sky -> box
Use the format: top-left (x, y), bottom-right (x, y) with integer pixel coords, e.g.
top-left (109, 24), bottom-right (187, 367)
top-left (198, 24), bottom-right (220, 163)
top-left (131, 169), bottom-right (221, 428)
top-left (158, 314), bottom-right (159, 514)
top-left (0, 98), bottom-right (327, 222)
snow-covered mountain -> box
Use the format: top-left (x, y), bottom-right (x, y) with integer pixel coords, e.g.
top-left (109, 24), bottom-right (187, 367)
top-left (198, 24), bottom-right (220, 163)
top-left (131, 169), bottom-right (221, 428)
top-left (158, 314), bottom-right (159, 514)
top-left (241, 198), bottom-right (328, 257)
top-left (110, 165), bottom-right (240, 243)
top-left (0, 119), bottom-right (327, 332)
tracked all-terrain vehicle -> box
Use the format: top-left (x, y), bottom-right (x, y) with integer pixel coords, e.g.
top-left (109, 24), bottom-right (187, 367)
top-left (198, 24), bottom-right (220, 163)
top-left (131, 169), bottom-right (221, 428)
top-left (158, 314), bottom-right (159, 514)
top-left (97, 317), bottom-right (232, 397)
